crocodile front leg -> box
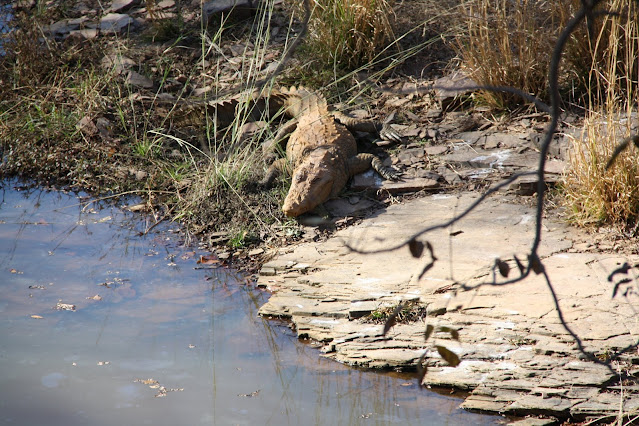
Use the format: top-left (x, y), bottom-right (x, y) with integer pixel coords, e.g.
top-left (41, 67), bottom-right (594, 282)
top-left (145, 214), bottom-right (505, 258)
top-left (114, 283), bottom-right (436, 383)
top-left (260, 158), bottom-right (291, 187)
top-left (348, 153), bottom-right (401, 180)
top-left (262, 118), bottom-right (298, 165)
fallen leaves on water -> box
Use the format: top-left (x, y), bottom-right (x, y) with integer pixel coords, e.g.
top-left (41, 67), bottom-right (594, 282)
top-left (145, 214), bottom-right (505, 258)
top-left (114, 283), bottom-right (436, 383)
top-left (127, 203), bottom-right (148, 212)
top-left (197, 254), bottom-right (220, 265)
top-left (135, 378), bottom-right (184, 398)
top-left (180, 251), bottom-right (196, 260)
top-left (55, 302), bottom-right (76, 311)
top-left (30, 314), bottom-right (43, 319)
top-left (135, 378), bottom-right (158, 385)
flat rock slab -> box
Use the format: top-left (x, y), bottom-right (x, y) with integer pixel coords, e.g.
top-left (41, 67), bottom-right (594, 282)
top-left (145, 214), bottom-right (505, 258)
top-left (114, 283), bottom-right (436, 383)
top-left (258, 192), bottom-right (639, 421)
top-left (351, 170), bottom-right (439, 194)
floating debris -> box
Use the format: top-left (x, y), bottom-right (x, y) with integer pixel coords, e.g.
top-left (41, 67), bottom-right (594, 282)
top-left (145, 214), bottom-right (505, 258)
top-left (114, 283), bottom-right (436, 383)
top-left (55, 302), bottom-right (76, 311)
top-left (135, 378), bottom-right (184, 398)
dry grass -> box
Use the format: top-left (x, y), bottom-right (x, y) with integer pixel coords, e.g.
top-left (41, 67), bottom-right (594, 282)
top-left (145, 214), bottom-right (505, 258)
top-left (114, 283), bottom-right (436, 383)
top-left (298, 0), bottom-right (396, 70)
top-left (456, 0), bottom-right (631, 109)
top-left (457, 0), bottom-right (639, 229)
top-left (562, 0), bottom-right (639, 228)
top-left (458, 0), bottom-right (563, 108)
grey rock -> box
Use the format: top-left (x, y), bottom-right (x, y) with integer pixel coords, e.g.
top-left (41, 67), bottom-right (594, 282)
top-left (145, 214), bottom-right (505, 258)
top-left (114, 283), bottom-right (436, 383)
top-left (507, 418), bottom-right (558, 426)
top-left (99, 13), bottom-right (135, 34)
top-left (107, 0), bottom-right (138, 13)
top-left (204, 0), bottom-right (259, 21)
top-left (126, 70), bottom-right (153, 88)
top-left (46, 17), bottom-right (89, 36)
top-left (257, 190), bottom-right (639, 419)
top-left (433, 70), bottom-right (477, 111)
top-left (350, 170), bottom-right (439, 194)
top-left (101, 54), bottom-right (136, 73)
top-left (324, 197), bottom-right (379, 217)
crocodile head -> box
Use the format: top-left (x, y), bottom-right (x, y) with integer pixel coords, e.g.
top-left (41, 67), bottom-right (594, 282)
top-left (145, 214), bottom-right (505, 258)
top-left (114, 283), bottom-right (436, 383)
top-left (282, 149), bottom-right (343, 217)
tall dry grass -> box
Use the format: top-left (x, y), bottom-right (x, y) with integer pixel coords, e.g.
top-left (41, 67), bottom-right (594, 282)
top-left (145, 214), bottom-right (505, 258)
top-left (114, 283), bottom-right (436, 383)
top-left (299, 0), bottom-right (396, 70)
top-left (459, 0), bottom-right (563, 108)
top-left (457, 0), bottom-right (635, 109)
top-left (562, 0), bottom-right (639, 228)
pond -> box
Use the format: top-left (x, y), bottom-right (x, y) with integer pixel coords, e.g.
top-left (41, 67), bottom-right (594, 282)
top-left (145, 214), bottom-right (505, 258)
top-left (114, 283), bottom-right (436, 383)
top-left (0, 181), bottom-right (507, 425)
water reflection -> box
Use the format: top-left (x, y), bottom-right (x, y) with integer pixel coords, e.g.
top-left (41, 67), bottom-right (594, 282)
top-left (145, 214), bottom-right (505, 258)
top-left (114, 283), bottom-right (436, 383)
top-left (0, 181), bottom-right (505, 425)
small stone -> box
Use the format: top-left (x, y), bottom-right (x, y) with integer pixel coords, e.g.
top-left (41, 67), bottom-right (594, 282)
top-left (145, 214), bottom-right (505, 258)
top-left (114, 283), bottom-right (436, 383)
top-left (101, 54), bottom-right (136, 74)
top-left (68, 29), bottom-right (99, 40)
top-left (77, 116), bottom-right (98, 136)
top-left (248, 248), bottom-right (264, 256)
top-left (55, 302), bottom-right (76, 311)
top-left (108, 0), bottom-right (138, 13)
top-left (203, 0), bottom-right (259, 21)
top-left (433, 70), bottom-right (477, 111)
top-left (425, 145), bottom-right (448, 156)
top-left (156, 0), bottom-right (175, 9)
top-left (99, 13), bottom-right (135, 34)
top-left (508, 418), bottom-right (558, 426)
top-left (260, 267), bottom-right (276, 276)
top-left (126, 71), bottom-right (153, 88)
top-left (47, 17), bottom-right (89, 36)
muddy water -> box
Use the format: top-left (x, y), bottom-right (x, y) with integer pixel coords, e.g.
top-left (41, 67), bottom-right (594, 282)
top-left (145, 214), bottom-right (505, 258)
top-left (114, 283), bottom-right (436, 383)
top-left (0, 182), bottom-right (505, 425)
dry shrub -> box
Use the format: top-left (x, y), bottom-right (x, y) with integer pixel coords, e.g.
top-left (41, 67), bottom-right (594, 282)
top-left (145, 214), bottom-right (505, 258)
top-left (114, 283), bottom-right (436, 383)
top-left (563, 1), bottom-right (639, 228)
top-left (300, 0), bottom-right (396, 69)
top-left (459, 0), bottom-right (564, 108)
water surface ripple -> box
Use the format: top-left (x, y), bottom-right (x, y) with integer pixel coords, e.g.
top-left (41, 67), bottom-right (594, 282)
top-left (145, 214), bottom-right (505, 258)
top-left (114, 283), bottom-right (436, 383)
top-left (0, 182), bottom-right (505, 425)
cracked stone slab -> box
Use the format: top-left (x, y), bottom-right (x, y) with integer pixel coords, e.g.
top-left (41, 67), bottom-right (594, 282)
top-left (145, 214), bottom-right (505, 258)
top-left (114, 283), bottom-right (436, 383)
top-left (258, 191), bottom-right (639, 420)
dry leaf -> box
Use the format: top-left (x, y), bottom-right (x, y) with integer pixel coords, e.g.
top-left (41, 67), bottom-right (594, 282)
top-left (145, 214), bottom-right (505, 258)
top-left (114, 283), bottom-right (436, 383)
top-left (382, 303), bottom-right (403, 336)
top-left (424, 324), bottom-right (434, 341)
top-left (408, 239), bottom-right (424, 258)
top-left (495, 258), bottom-right (510, 278)
top-left (436, 345), bottom-right (460, 367)
top-left (197, 254), bottom-right (220, 265)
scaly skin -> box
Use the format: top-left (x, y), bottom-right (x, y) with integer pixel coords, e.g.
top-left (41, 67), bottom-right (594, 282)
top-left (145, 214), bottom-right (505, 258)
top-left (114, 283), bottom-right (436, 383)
top-left (264, 87), bottom-right (401, 217)
top-left (166, 86), bottom-right (402, 217)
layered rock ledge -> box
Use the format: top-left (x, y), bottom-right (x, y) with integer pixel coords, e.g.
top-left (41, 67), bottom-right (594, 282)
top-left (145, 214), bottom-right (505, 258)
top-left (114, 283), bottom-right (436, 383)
top-left (258, 192), bottom-right (639, 422)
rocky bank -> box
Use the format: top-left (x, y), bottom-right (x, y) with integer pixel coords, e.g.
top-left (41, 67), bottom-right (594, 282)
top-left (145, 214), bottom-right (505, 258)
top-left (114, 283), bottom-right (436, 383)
top-left (257, 124), bottom-right (639, 423)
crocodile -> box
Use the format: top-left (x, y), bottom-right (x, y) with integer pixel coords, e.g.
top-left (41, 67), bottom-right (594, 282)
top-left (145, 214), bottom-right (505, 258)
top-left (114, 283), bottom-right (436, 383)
top-left (171, 86), bottom-right (402, 217)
